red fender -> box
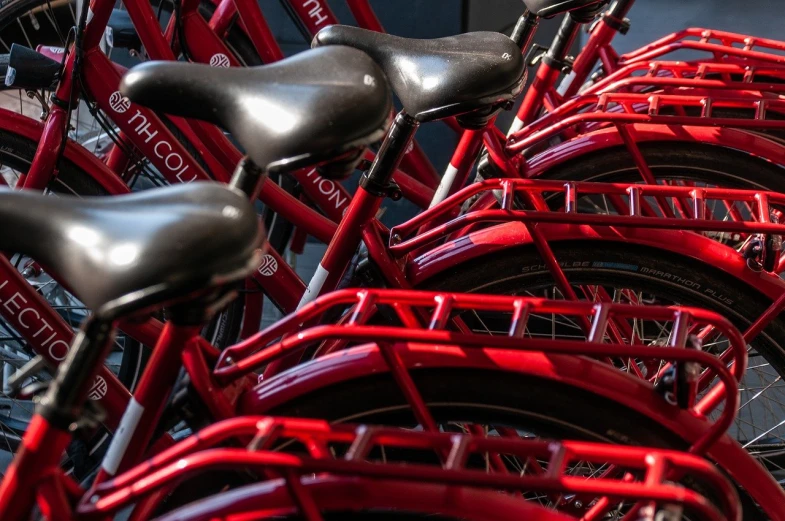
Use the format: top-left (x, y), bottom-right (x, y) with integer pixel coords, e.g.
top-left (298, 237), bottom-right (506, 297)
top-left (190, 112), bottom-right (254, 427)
top-left (526, 124), bottom-right (785, 177)
top-left (0, 108), bottom-right (130, 195)
top-left (239, 343), bottom-right (785, 521)
top-left (154, 477), bottom-right (569, 521)
top-left (407, 222), bottom-right (785, 302)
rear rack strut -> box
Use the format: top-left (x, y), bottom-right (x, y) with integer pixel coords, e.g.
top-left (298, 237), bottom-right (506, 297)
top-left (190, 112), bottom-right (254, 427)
top-left (216, 289), bottom-right (745, 454)
top-left (81, 416), bottom-right (740, 521)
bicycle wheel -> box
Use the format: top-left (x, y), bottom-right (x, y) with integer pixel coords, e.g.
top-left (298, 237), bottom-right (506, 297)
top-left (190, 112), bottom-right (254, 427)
top-left (529, 140), bottom-right (785, 254)
top-left (0, 127), bottom-right (147, 478)
top-left (419, 239), bottom-right (785, 479)
top-left (266, 366), bottom-right (762, 521)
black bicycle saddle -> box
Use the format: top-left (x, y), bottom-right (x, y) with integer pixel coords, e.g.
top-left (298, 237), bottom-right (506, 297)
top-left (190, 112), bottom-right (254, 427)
top-left (0, 184), bottom-right (262, 313)
top-left (312, 25), bottom-right (525, 123)
top-left (120, 46), bottom-right (392, 173)
top-left (523, 0), bottom-right (608, 18)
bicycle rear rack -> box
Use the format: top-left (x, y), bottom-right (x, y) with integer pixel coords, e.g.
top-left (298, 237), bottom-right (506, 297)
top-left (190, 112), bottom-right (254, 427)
top-left (619, 28), bottom-right (785, 67)
top-left (588, 60), bottom-right (785, 95)
top-left (81, 416), bottom-right (740, 521)
top-left (508, 91), bottom-right (785, 152)
top-left (571, 60), bottom-right (785, 136)
top-left (393, 178), bottom-right (785, 252)
top-left (216, 288), bottom-right (745, 455)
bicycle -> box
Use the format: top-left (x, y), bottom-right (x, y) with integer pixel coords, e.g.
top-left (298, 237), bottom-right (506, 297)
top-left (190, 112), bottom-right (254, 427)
top-left (0, 174), bottom-right (756, 521)
top-left (4, 0), bottom-right (785, 483)
top-left (70, 41), bottom-right (785, 510)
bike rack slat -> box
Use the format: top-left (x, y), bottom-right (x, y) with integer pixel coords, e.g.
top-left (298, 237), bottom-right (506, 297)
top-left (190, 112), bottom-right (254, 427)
top-left (621, 28), bottom-right (785, 65)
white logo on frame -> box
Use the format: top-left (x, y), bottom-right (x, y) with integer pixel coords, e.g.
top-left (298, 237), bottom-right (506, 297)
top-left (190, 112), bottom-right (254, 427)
top-left (48, 46), bottom-right (65, 54)
top-left (109, 91), bottom-right (130, 113)
top-left (258, 255), bottom-right (278, 276)
top-left (363, 74), bottom-right (376, 87)
top-left (89, 376), bottom-right (107, 401)
top-left (210, 53), bottom-right (230, 68)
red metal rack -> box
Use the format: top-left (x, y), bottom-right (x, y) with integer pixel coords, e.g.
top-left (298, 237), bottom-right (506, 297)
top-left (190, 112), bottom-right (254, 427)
top-left (81, 416), bottom-right (740, 521)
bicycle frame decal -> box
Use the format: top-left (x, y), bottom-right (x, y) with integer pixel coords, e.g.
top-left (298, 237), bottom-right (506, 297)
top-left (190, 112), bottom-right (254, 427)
top-left (0, 257), bottom-right (130, 424)
top-left (83, 52), bottom-right (211, 184)
top-left (109, 104), bottom-right (198, 183)
top-left (300, 168), bottom-right (350, 214)
top-left (291, 0), bottom-right (335, 29)
top-left (8, 0), bottom-right (785, 496)
top-left (0, 276), bottom-right (74, 370)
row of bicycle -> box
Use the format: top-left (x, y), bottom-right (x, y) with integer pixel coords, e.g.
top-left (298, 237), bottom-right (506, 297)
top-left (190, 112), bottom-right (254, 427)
top-left (3, 0), bottom-right (785, 519)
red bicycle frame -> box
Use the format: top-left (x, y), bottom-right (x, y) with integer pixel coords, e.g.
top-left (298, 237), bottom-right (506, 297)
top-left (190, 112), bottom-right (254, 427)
top-left (0, 0), bottom-right (443, 429)
top-left (511, 0), bottom-right (785, 128)
top-left (205, 0), bottom-right (441, 186)
top-left (58, 285), bottom-right (784, 521)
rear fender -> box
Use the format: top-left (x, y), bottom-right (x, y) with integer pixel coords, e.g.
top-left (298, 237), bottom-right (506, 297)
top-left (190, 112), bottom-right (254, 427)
top-left (407, 222), bottom-right (785, 301)
top-left (155, 476), bottom-right (568, 521)
top-left (527, 124), bottom-right (785, 177)
top-left (238, 343), bottom-right (785, 521)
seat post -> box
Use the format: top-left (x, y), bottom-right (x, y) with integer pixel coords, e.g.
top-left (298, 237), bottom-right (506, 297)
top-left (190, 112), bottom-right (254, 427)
top-left (37, 317), bottom-right (115, 429)
top-left (544, 14), bottom-right (581, 73)
top-left (229, 157), bottom-right (267, 200)
top-left (510, 10), bottom-right (540, 52)
top-left (361, 111), bottom-right (419, 194)
top-left (0, 318), bottom-right (115, 521)
top-left (607, 0), bottom-right (635, 20)
top-left (295, 111), bottom-right (419, 310)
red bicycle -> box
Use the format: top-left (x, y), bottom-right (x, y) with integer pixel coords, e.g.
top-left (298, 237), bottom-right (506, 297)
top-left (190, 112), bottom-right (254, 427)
top-left (0, 176), bottom-right (756, 521)
top-left (41, 45), bottom-right (781, 517)
top-left (2, 0), bottom-right (785, 485)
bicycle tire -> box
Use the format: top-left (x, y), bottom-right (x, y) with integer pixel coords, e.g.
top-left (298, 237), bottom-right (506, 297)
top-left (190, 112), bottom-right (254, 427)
top-left (419, 239), bottom-right (785, 463)
top-left (267, 367), bottom-right (763, 521)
